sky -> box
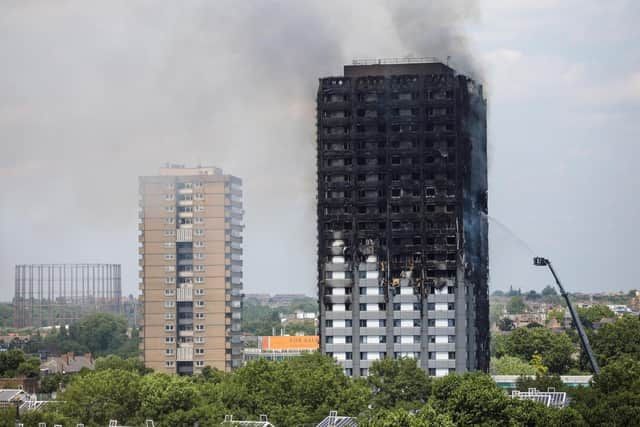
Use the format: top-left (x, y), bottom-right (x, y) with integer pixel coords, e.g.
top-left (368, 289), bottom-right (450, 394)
top-left (1, 0), bottom-right (638, 300)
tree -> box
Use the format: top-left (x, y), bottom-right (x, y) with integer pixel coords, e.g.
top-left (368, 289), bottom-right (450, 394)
top-left (60, 369), bottom-right (142, 426)
top-left (367, 358), bottom-right (431, 410)
top-left (490, 356), bottom-right (537, 375)
top-left (506, 296), bottom-right (526, 314)
top-left (94, 355), bottom-right (150, 374)
top-left (70, 313), bottom-right (129, 357)
top-left (17, 356), bottom-right (41, 378)
top-left (495, 327), bottom-right (575, 374)
top-left (576, 304), bottom-right (615, 329)
top-left (40, 372), bottom-right (63, 394)
top-left (590, 315), bottom-right (640, 366)
top-left (570, 356), bottom-right (640, 426)
top-left (541, 285), bottom-right (558, 297)
top-left (0, 349), bottom-right (27, 377)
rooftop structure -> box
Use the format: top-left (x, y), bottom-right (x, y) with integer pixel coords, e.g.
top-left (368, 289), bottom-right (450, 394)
top-left (511, 388), bottom-right (567, 408)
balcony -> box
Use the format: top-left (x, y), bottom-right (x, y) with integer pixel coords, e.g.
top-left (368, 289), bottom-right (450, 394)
top-left (177, 286), bottom-right (193, 302)
top-left (176, 346), bottom-right (193, 362)
top-left (176, 228), bottom-right (193, 242)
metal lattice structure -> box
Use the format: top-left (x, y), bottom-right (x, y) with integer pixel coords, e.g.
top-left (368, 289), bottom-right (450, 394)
top-left (13, 264), bottom-right (122, 328)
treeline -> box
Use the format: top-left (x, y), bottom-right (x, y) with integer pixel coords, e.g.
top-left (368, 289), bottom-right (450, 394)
top-left (22, 313), bottom-right (139, 358)
top-left (492, 313), bottom-right (640, 375)
top-left (0, 354), bottom-right (582, 427)
top-left (4, 352), bottom-right (640, 426)
top-left (242, 297), bottom-right (317, 336)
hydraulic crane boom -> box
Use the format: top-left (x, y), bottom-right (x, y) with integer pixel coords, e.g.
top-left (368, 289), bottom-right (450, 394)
top-left (533, 257), bottom-right (600, 374)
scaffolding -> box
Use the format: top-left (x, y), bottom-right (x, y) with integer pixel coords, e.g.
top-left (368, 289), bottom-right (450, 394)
top-left (13, 264), bottom-right (122, 328)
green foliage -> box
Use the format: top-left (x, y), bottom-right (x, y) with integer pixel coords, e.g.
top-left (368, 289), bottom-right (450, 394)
top-left (40, 372), bottom-right (63, 394)
top-left (242, 300), bottom-right (282, 336)
top-left (61, 369), bottom-right (142, 426)
top-left (0, 304), bottom-right (13, 328)
top-left (0, 349), bottom-right (39, 379)
top-left (590, 314), bottom-right (640, 366)
top-left (506, 296), bottom-right (526, 314)
top-left (285, 319), bottom-right (316, 336)
top-left (570, 356), bottom-right (640, 427)
top-left (547, 308), bottom-right (565, 325)
top-left (542, 285), bottom-right (558, 297)
top-left (24, 313), bottom-right (138, 358)
top-left (17, 356), bottom-right (41, 378)
top-left (576, 304), bottom-right (615, 329)
top-left (490, 356), bottom-right (537, 375)
top-left (367, 358), bottom-right (431, 410)
top-left (495, 327), bottom-right (575, 374)
top-left (95, 355), bottom-right (150, 375)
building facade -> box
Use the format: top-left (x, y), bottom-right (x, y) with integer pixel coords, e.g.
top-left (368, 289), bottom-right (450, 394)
top-left (139, 165), bottom-right (243, 374)
top-left (317, 60), bottom-right (489, 377)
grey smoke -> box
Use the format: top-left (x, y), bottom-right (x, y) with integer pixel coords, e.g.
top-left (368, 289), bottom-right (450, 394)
top-left (0, 0), bottom-right (479, 298)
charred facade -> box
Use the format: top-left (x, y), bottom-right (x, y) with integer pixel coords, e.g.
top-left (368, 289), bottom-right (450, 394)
top-left (13, 263), bottom-right (122, 328)
top-left (317, 60), bottom-right (489, 377)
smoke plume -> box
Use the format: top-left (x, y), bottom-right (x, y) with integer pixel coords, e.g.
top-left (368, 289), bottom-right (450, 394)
top-left (0, 0), bottom-right (480, 298)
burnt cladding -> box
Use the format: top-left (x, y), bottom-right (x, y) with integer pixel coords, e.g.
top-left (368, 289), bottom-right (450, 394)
top-left (316, 61), bottom-right (488, 377)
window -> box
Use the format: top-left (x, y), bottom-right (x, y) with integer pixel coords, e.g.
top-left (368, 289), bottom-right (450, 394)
top-left (164, 313), bottom-right (174, 320)
top-left (195, 300), bottom-right (205, 308)
top-left (165, 361), bottom-right (175, 368)
top-left (164, 265), bottom-right (175, 272)
top-left (326, 320), bottom-right (333, 327)
top-left (165, 337), bottom-right (175, 344)
top-left (194, 265), bottom-right (205, 272)
top-left (164, 301), bottom-right (175, 308)
top-left (194, 228), bottom-right (205, 236)
top-left (195, 336), bottom-right (205, 344)
top-left (195, 348), bottom-right (205, 355)
top-left (164, 217), bottom-right (175, 224)
top-left (194, 217), bottom-right (204, 224)
top-left (164, 277), bottom-right (176, 284)
top-left (165, 348), bottom-right (174, 356)
top-left (164, 254), bottom-right (175, 261)
top-left (195, 312), bottom-right (205, 319)
top-left (195, 288), bottom-right (205, 296)
top-left (195, 361), bottom-right (205, 368)
top-left (164, 289), bottom-right (175, 296)
top-left (164, 324), bottom-right (174, 331)
top-left (163, 229), bottom-right (176, 236)
top-left (196, 324), bottom-right (205, 331)
top-left (194, 253), bottom-right (204, 260)
top-left (194, 240), bottom-right (205, 248)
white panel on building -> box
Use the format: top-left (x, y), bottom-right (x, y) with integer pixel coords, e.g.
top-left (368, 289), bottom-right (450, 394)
top-left (334, 336), bottom-right (346, 344)
top-left (366, 303), bottom-right (379, 311)
top-left (366, 270), bottom-right (379, 279)
top-left (333, 320), bottom-right (346, 328)
top-left (435, 335), bottom-right (448, 344)
top-left (435, 303), bottom-right (448, 311)
top-left (400, 303), bottom-right (414, 311)
top-left (400, 287), bottom-right (414, 295)
top-left (333, 287), bottom-right (345, 295)
top-left (435, 351), bottom-right (448, 360)
top-left (332, 256), bottom-right (345, 263)
top-left (368, 352), bottom-right (380, 361)
top-left (334, 352), bottom-right (346, 361)
top-left (334, 304), bottom-right (346, 312)
top-left (400, 336), bottom-right (413, 344)
top-left (435, 368), bottom-right (449, 377)
top-left (333, 271), bottom-right (346, 279)
top-left (400, 319), bottom-right (413, 328)
top-left (435, 319), bottom-right (448, 327)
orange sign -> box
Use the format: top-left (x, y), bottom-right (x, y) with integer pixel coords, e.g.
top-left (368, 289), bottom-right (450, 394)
top-left (261, 335), bottom-right (319, 351)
